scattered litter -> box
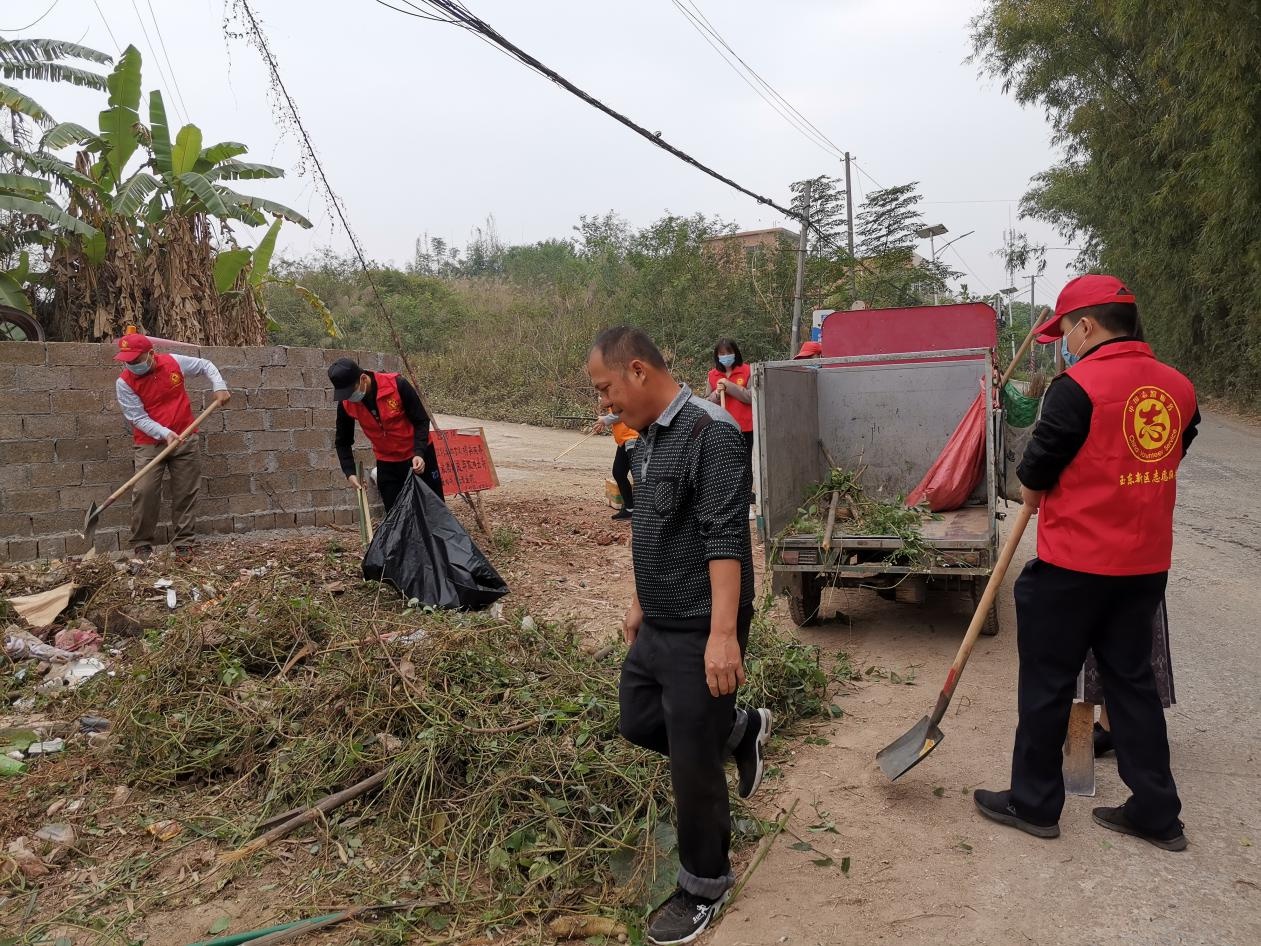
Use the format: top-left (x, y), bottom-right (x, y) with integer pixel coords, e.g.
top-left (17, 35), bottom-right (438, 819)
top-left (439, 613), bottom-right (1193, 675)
top-left (79, 716), bottom-right (111, 733)
top-left (166, 588), bottom-right (177, 610)
top-left (11, 696), bottom-right (36, 713)
top-left (146, 819), bottom-right (184, 842)
top-left (6, 837), bottom-right (47, 878)
top-left (242, 566), bottom-right (268, 578)
top-left (153, 578), bottom-right (174, 589)
top-left (53, 625), bottom-right (103, 653)
top-left (39, 657), bottom-right (106, 691)
top-left (521, 615), bottom-right (537, 632)
top-left (34, 823), bottom-right (76, 846)
top-left (375, 732), bottom-right (402, 754)
top-left (396, 628), bottom-right (427, 645)
top-left (490, 602), bottom-right (504, 620)
top-left (0, 756), bottom-right (25, 776)
top-left (5, 626), bottom-right (76, 662)
top-left (26, 738), bottom-right (65, 756)
top-left (6, 581), bottom-right (77, 628)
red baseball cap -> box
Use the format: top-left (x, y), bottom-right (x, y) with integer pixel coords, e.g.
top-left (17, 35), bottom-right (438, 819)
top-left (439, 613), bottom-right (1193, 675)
top-left (793, 340), bottom-right (823, 359)
top-left (1032, 275), bottom-right (1137, 342)
top-left (114, 333), bottom-right (154, 362)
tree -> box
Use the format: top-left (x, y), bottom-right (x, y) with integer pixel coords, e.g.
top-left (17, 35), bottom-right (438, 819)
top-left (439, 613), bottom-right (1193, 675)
top-left (850, 182), bottom-right (957, 307)
top-left (971, 1), bottom-right (1261, 405)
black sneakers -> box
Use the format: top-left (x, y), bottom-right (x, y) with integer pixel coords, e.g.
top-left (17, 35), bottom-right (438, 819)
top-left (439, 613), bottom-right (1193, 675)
top-left (973, 788), bottom-right (1061, 838)
top-left (733, 707), bottom-right (772, 799)
top-left (1092, 805), bottom-right (1188, 851)
top-left (646, 887), bottom-right (730, 945)
top-left (611, 507), bottom-right (633, 521)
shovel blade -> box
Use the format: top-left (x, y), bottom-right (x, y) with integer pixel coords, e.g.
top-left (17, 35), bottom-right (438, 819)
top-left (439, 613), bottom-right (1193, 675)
top-left (82, 502), bottom-right (101, 541)
top-left (1062, 701), bottom-right (1096, 796)
top-left (876, 715), bottom-right (945, 781)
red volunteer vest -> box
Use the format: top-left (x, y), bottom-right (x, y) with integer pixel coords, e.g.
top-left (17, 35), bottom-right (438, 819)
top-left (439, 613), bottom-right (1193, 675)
top-left (1038, 341), bottom-right (1196, 576)
top-left (342, 371), bottom-right (415, 462)
top-left (122, 353), bottom-right (196, 446)
top-left (708, 363), bottom-right (754, 432)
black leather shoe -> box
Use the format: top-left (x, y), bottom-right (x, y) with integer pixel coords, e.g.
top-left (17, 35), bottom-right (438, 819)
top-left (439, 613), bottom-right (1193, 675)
top-left (1092, 805), bottom-right (1187, 851)
top-left (974, 788), bottom-right (1060, 838)
top-left (1093, 722), bottom-right (1115, 758)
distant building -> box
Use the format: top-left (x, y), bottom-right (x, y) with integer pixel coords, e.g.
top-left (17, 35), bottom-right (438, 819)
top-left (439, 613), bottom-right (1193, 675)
top-left (701, 227), bottom-right (797, 258)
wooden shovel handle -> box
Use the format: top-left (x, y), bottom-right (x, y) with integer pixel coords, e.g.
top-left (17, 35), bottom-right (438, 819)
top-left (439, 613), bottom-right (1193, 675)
top-left (999, 310), bottom-right (1049, 389)
top-left (927, 503), bottom-right (1033, 729)
top-left (102, 400), bottom-right (222, 509)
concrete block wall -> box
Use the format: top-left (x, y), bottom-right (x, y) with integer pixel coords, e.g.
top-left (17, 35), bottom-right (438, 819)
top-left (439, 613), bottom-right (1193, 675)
top-left (0, 342), bottom-right (402, 563)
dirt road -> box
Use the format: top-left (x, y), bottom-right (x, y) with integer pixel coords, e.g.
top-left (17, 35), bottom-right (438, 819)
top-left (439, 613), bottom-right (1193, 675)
top-left (451, 409), bottom-right (1261, 946)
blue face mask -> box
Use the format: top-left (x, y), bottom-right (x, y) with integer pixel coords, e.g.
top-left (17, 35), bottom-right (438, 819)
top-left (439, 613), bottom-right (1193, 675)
top-left (127, 358), bottom-right (153, 377)
top-left (348, 389), bottom-right (366, 403)
top-left (718, 354), bottom-right (736, 369)
top-left (1060, 337), bottom-right (1078, 367)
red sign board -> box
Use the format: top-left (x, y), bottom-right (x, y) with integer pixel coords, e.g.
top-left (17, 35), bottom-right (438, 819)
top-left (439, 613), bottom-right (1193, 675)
top-left (428, 428), bottom-right (499, 494)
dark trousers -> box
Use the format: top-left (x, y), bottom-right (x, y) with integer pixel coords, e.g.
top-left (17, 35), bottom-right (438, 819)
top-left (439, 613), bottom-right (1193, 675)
top-left (612, 443), bottom-right (634, 510)
top-left (1010, 559), bottom-right (1181, 832)
top-left (376, 444), bottom-right (444, 513)
top-left (742, 430), bottom-right (755, 504)
top-left (619, 611), bottom-right (752, 899)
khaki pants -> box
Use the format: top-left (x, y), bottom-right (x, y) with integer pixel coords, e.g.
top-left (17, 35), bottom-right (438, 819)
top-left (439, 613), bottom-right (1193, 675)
top-left (130, 440), bottom-right (202, 548)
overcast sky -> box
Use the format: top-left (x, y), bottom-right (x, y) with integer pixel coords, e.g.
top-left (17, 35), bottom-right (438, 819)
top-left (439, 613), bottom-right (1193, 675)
top-left (10, 0), bottom-right (1077, 308)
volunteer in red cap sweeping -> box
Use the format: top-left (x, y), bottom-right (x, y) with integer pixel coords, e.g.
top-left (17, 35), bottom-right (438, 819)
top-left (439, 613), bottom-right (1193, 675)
top-left (113, 334), bottom-right (231, 560)
top-left (974, 274), bottom-right (1200, 851)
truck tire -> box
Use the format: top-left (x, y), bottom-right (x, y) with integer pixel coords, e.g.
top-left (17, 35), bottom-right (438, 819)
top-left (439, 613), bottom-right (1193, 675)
top-left (788, 576), bottom-right (822, 627)
top-left (971, 577), bottom-right (1000, 637)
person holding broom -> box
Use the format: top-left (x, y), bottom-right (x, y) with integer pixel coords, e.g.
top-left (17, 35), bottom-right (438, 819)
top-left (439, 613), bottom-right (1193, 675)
top-left (587, 327), bottom-right (771, 945)
top-left (974, 274), bottom-right (1200, 852)
top-left (327, 358), bottom-right (443, 513)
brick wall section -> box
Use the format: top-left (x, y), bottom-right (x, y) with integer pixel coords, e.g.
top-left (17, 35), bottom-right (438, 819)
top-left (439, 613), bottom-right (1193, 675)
top-left (0, 342), bottom-right (402, 563)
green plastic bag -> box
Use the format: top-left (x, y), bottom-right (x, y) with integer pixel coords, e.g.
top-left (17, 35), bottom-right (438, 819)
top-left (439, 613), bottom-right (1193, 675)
top-left (1002, 383), bottom-right (1042, 429)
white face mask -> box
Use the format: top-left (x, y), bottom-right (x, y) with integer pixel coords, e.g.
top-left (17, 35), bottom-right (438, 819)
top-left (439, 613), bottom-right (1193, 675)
top-left (348, 389), bottom-right (366, 403)
top-left (1064, 319), bottom-right (1089, 360)
top-left (127, 356), bottom-right (153, 376)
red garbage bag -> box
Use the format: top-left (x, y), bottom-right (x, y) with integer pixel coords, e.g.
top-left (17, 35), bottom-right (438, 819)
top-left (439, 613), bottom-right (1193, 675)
top-left (906, 383), bottom-right (986, 512)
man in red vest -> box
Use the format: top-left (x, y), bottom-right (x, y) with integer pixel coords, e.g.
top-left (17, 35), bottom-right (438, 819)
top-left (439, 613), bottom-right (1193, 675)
top-left (114, 334), bottom-right (231, 560)
top-left (328, 358), bottom-right (443, 512)
top-left (975, 275), bottom-right (1199, 852)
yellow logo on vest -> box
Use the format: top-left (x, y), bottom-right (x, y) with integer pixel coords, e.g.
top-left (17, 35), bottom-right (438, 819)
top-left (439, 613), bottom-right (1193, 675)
top-left (169, 371), bottom-right (183, 387)
top-left (1124, 386), bottom-right (1180, 463)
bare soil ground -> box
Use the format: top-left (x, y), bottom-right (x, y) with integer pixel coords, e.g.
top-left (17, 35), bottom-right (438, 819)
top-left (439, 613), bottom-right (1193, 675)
top-left (1, 410), bottom-right (1257, 945)
top-left (446, 412), bottom-right (1261, 946)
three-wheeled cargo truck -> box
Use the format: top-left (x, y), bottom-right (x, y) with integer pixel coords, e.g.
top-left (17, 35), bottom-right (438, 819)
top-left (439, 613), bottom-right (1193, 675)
top-left (754, 303), bottom-right (1005, 633)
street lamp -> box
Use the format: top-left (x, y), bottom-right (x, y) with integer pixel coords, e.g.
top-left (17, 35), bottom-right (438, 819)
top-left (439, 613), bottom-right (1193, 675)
top-left (915, 223), bottom-right (948, 303)
top-left (993, 286), bottom-right (1018, 325)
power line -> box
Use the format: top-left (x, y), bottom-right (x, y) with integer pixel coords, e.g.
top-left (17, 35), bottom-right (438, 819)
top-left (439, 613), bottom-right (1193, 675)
top-left (947, 244), bottom-right (992, 295)
top-left (128, 0), bottom-right (187, 126)
top-left (234, 0), bottom-right (482, 522)
top-left (670, 0), bottom-right (843, 159)
top-left (3, 0), bottom-right (60, 32)
top-left (90, 0), bottom-right (122, 54)
top-left (853, 160), bottom-right (885, 192)
top-left (146, 0), bottom-right (193, 124)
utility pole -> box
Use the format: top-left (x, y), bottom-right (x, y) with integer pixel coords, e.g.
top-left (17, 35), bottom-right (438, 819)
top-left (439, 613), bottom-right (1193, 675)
top-left (791, 180), bottom-right (812, 356)
top-left (1028, 274), bottom-right (1037, 374)
top-left (844, 152), bottom-right (856, 295)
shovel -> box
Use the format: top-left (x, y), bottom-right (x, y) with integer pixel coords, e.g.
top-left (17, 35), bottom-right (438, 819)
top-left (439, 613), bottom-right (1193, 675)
top-left (355, 460), bottom-right (374, 545)
top-left (1063, 670), bottom-right (1096, 796)
top-left (876, 502), bottom-right (1033, 781)
top-left (82, 400), bottom-right (223, 544)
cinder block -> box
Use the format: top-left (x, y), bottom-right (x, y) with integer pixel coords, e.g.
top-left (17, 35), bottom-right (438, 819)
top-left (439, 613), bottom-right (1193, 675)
top-left (293, 510), bottom-right (316, 527)
top-left (64, 533), bottom-right (94, 557)
top-left (257, 347), bottom-right (288, 367)
top-left (93, 530), bottom-right (121, 553)
top-left (333, 507), bottom-right (353, 525)
top-left (80, 458), bottom-right (135, 486)
top-left (67, 366), bottom-right (122, 390)
top-left (282, 347), bottom-right (324, 368)
top-left (198, 515), bottom-right (232, 536)
top-left (36, 535), bottom-right (66, 559)
top-left (223, 410), bottom-right (267, 432)
top-left (28, 414), bottom-right (78, 439)
top-left (50, 390), bottom-right (104, 414)
top-left (77, 413), bottom-right (128, 438)
top-left (34, 462), bottom-right (85, 488)
top-left (0, 391), bottom-right (48, 414)
top-left (20, 488), bottom-right (64, 513)
top-left (260, 365), bottom-right (306, 388)
top-left (269, 408), bottom-right (310, 429)
top-left (309, 487), bottom-right (342, 508)
top-left (55, 438), bottom-right (109, 462)
top-left (228, 493), bottom-right (269, 515)
top-left (207, 473), bottom-right (253, 497)
top-left (58, 485), bottom-right (106, 509)
top-left (293, 429), bottom-right (331, 450)
top-left (0, 415), bottom-right (23, 439)
top-left (97, 504), bottom-right (129, 529)
top-left (289, 387), bottom-right (330, 409)
top-left (0, 440), bottom-right (54, 464)
top-left (221, 365), bottom-right (264, 389)
top-left (0, 342), bottom-right (47, 365)
top-left (35, 509), bottom-right (82, 533)
top-left (197, 346), bottom-right (247, 368)
top-left (246, 430), bottom-right (293, 451)
top-left (245, 389), bottom-right (289, 410)
top-left (5, 537), bottom-right (38, 562)
top-left (193, 410), bottom-right (226, 434)
top-left (253, 511), bottom-right (277, 530)
top-left (275, 451), bottom-right (314, 472)
top-left (47, 343), bottom-right (106, 367)
top-left (314, 509), bottom-right (336, 527)
top-left (0, 512), bottom-right (34, 536)
top-left (0, 463), bottom-right (30, 491)
top-left (206, 432), bottom-right (249, 455)
top-left (0, 363), bottom-right (16, 386)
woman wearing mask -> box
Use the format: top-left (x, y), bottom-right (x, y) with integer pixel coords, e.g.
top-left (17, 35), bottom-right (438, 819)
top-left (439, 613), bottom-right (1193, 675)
top-left (706, 338), bottom-right (755, 509)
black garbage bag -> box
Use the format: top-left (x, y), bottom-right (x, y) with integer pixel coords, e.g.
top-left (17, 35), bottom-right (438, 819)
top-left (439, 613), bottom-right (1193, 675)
top-left (362, 474), bottom-right (509, 610)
